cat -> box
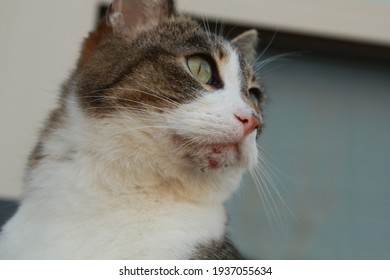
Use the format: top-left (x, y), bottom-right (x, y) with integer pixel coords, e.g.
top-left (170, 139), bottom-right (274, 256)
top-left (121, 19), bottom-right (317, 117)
top-left (0, 0), bottom-right (264, 259)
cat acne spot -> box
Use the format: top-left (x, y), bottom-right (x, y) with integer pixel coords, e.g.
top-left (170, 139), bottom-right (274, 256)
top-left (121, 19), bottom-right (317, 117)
top-left (208, 159), bottom-right (220, 169)
top-left (205, 143), bottom-right (240, 169)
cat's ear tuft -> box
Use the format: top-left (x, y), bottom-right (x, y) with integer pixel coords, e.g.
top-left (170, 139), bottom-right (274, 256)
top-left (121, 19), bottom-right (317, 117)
top-left (232, 29), bottom-right (258, 63)
top-left (106, 0), bottom-right (176, 38)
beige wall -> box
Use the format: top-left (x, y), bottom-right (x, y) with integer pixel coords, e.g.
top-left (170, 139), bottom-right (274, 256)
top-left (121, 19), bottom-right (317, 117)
top-left (0, 0), bottom-right (108, 199)
top-left (178, 0), bottom-right (390, 45)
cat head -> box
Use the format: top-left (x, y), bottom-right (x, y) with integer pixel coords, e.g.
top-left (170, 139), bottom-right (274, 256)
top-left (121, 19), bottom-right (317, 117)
top-left (73, 0), bottom-right (264, 186)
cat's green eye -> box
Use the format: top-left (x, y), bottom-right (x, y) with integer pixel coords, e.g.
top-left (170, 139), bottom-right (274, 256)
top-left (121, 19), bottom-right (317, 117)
top-left (187, 56), bottom-right (212, 84)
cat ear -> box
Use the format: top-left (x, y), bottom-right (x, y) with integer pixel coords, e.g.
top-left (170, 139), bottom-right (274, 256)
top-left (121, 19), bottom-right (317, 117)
top-left (78, 0), bottom-right (175, 66)
top-left (232, 29), bottom-right (258, 63)
top-left (106, 0), bottom-right (176, 38)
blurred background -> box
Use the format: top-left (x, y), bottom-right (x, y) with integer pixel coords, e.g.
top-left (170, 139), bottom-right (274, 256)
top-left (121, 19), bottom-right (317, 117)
top-left (0, 0), bottom-right (389, 259)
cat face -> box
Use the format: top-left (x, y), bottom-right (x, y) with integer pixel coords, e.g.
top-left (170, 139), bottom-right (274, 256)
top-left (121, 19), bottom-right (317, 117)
top-left (75, 0), bottom-right (264, 174)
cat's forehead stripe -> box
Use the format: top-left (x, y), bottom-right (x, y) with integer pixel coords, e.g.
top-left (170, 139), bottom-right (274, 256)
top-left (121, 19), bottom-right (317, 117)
top-left (217, 47), bottom-right (227, 61)
top-left (236, 52), bottom-right (250, 90)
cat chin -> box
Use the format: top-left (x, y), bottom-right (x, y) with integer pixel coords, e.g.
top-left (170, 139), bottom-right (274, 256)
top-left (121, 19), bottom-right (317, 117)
top-left (206, 143), bottom-right (239, 169)
top-left (171, 134), bottom-right (257, 172)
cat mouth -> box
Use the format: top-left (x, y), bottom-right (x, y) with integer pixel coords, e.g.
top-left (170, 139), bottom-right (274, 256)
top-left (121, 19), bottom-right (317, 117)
top-left (172, 135), bottom-right (243, 170)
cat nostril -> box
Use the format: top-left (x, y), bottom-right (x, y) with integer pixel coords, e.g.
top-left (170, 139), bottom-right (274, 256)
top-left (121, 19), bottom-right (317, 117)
top-left (234, 112), bottom-right (260, 136)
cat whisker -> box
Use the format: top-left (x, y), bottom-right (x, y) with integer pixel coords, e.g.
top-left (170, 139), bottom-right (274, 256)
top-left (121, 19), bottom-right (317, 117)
top-left (172, 132), bottom-right (226, 154)
top-left (80, 96), bottom-right (176, 114)
top-left (116, 86), bottom-right (182, 108)
top-left (257, 152), bottom-right (297, 221)
top-left (252, 146), bottom-right (297, 225)
top-left (254, 29), bottom-right (279, 65)
top-left (254, 165), bottom-right (284, 225)
top-left (249, 168), bottom-right (277, 225)
top-left (214, 18), bottom-right (226, 39)
top-left (118, 125), bottom-right (172, 134)
top-left (214, 18), bottom-right (219, 38)
top-left (79, 86), bottom-right (181, 109)
top-left (212, 18), bottom-right (225, 45)
top-left (255, 165), bottom-right (284, 219)
top-left (173, 135), bottom-right (209, 151)
top-left (255, 52), bottom-right (294, 72)
top-left (224, 24), bottom-right (239, 41)
top-left (201, 15), bottom-right (211, 36)
top-left (256, 144), bottom-right (292, 188)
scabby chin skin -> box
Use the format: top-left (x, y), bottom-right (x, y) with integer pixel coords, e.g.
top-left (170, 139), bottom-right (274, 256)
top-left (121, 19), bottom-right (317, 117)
top-left (0, 0), bottom-right (265, 259)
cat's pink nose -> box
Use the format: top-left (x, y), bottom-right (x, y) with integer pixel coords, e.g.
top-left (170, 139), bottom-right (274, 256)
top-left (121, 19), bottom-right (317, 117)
top-left (235, 111), bottom-right (261, 136)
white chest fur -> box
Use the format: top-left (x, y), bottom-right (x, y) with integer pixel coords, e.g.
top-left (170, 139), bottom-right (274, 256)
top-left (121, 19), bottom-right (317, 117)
top-left (0, 154), bottom-right (227, 259)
